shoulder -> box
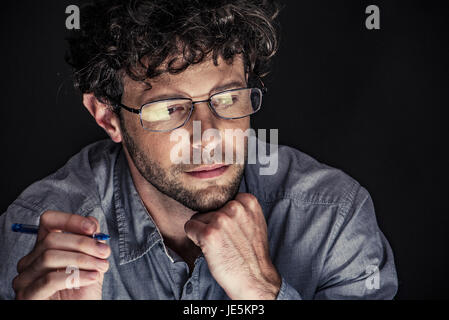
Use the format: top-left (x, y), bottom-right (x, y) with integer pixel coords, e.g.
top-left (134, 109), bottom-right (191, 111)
top-left (0, 139), bottom-right (120, 299)
top-left (10, 139), bottom-right (121, 215)
top-left (245, 144), bottom-right (361, 206)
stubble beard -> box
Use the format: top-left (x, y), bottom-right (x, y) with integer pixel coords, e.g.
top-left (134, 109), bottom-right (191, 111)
top-left (121, 123), bottom-right (246, 213)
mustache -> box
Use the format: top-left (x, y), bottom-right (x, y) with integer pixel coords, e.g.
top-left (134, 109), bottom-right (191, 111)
top-left (171, 146), bottom-right (248, 171)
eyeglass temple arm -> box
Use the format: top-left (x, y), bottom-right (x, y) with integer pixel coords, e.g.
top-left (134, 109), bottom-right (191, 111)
top-left (118, 103), bottom-right (140, 114)
top-left (255, 76), bottom-right (268, 94)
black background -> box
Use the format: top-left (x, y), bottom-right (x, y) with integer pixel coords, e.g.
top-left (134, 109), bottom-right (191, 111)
top-left (0, 0), bottom-right (447, 299)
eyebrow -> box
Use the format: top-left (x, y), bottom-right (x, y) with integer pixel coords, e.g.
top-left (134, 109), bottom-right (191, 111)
top-left (142, 80), bottom-right (247, 103)
top-left (209, 81), bottom-right (247, 94)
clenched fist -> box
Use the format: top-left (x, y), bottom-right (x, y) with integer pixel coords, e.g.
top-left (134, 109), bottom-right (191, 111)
top-left (184, 193), bottom-right (281, 300)
top-left (13, 211), bottom-right (111, 300)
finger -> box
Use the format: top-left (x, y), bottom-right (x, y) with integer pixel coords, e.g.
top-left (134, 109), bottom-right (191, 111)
top-left (86, 216), bottom-right (107, 245)
top-left (16, 270), bottom-right (99, 300)
top-left (37, 211), bottom-right (98, 242)
top-left (86, 216), bottom-right (108, 284)
top-left (220, 199), bottom-right (247, 219)
top-left (15, 249), bottom-right (109, 290)
top-left (234, 193), bottom-right (266, 227)
top-left (234, 193), bottom-right (262, 214)
top-left (190, 212), bottom-right (215, 224)
top-left (87, 216), bottom-right (100, 234)
top-left (18, 232), bottom-right (111, 273)
top-left (184, 219), bottom-right (208, 247)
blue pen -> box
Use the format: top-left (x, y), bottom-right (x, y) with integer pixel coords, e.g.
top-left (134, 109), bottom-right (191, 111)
top-left (11, 223), bottom-right (110, 241)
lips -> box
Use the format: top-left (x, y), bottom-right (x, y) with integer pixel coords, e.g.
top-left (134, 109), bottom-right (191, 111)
top-left (185, 164), bottom-right (229, 179)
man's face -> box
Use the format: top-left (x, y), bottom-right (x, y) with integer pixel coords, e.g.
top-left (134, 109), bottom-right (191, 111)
top-left (120, 55), bottom-right (250, 213)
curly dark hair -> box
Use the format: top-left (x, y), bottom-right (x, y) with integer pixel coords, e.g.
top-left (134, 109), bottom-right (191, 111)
top-left (65, 0), bottom-right (282, 114)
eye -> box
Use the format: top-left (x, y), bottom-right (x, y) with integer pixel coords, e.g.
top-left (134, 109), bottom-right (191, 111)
top-left (167, 105), bottom-right (186, 114)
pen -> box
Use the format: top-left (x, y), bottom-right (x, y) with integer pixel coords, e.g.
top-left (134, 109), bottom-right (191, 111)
top-left (11, 223), bottom-right (110, 241)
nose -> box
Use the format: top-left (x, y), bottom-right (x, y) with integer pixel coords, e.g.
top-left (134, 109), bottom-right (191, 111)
top-left (187, 101), bottom-right (223, 153)
top-left (190, 100), bottom-right (220, 130)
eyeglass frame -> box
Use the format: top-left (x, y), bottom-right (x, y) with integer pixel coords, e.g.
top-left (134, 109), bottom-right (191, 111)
top-left (117, 85), bottom-right (268, 132)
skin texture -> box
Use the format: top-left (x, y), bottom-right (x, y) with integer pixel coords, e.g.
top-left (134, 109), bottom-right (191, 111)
top-left (13, 55), bottom-right (281, 300)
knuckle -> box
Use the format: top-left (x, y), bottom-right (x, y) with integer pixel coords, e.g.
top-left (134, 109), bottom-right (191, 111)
top-left (238, 193), bottom-right (259, 210)
top-left (41, 272), bottom-right (55, 287)
top-left (42, 232), bottom-right (57, 248)
top-left (226, 200), bottom-right (242, 213)
top-left (66, 214), bottom-right (79, 230)
top-left (39, 210), bottom-right (53, 226)
top-left (12, 275), bottom-right (20, 291)
top-left (227, 200), bottom-right (245, 217)
top-left (201, 226), bottom-right (212, 241)
top-left (40, 249), bottom-right (56, 268)
top-left (202, 225), bottom-right (219, 242)
top-left (75, 254), bottom-right (89, 267)
top-left (214, 212), bottom-right (230, 227)
top-left (75, 236), bottom-right (90, 251)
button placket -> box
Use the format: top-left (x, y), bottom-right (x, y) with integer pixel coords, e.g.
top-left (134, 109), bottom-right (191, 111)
top-left (181, 256), bottom-right (204, 299)
top-left (185, 282), bottom-right (193, 295)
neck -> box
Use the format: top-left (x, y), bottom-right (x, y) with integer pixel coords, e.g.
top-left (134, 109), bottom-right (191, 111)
top-left (123, 147), bottom-right (201, 263)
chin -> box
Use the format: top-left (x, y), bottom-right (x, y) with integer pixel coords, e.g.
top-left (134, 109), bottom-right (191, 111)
top-left (184, 187), bottom-right (235, 213)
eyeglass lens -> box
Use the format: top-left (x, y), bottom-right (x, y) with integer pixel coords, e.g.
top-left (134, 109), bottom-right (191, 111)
top-left (140, 88), bottom-right (262, 131)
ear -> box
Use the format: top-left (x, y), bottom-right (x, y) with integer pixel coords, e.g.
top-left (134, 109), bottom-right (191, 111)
top-left (82, 93), bottom-right (122, 143)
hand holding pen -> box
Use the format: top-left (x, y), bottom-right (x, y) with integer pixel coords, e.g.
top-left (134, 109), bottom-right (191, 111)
top-left (12, 224), bottom-right (110, 240)
top-left (12, 211), bottom-right (111, 300)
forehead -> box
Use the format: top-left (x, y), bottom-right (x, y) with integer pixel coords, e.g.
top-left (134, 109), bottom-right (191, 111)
top-left (123, 54), bottom-right (246, 99)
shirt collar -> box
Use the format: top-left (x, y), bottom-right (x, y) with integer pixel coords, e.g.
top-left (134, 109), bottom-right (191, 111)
top-left (113, 148), bottom-right (163, 265)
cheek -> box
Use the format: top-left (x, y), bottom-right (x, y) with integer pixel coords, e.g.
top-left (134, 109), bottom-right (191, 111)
top-left (231, 118), bottom-right (251, 130)
top-left (122, 114), bottom-right (189, 169)
top-left (143, 133), bottom-right (182, 168)
top-left (222, 118), bottom-right (251, 145)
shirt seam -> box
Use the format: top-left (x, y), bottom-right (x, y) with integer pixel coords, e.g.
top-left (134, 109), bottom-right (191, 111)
top-left (11, 198), bottom-right (101, 218)
top-left (328, 180), bottom-right (361, 248)
top-left (259, 191), bottom-right (350, 206)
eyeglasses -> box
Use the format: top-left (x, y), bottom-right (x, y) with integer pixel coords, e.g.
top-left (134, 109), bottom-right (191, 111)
top-left (118, 87), bottom-right (267, 132)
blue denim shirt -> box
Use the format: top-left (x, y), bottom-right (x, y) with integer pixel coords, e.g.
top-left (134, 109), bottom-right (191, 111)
top-left (0, 139), bottom-right (398, 299)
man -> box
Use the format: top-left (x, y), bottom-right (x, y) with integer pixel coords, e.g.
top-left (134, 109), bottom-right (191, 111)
top-left (0, 0), bottom-right (397, 299)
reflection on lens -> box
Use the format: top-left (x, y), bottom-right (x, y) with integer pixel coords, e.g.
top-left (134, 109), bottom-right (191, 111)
top-left (141, 103), bottom-right (171, 122)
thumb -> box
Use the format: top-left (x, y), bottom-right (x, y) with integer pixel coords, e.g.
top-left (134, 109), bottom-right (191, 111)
top-left (184, 219), bottom-right (207, 248)
top-left (86, 216), bottom-right (100, 235)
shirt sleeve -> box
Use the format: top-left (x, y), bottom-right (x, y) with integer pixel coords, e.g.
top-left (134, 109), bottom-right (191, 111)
top-left (0, 202), bottom-right (42, 300)
top-left (313, 185), bottom-right (398, 299)
top-left (276, 276), bottom-right (303, 300)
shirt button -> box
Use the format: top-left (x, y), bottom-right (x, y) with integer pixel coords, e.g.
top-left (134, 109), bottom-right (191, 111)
top-left (186, 282), bottom-right (193, 295)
